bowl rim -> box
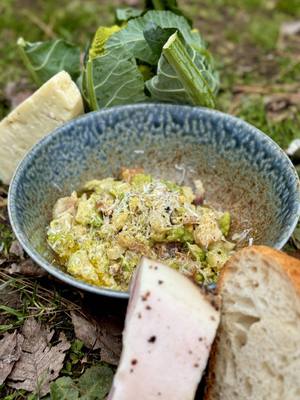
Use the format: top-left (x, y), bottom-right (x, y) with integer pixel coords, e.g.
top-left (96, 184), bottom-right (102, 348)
top-left (8, 103), bottom-right (300, 298)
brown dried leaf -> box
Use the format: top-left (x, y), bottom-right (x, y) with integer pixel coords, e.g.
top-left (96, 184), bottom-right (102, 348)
top-left (265, 93), bottom-right (300, 111)
top-left (71, 311), bottom-right (123, 366)
top-left (70, 311), bottom-right (101, 350)
top-left (6, 258), bottom-right (47, 277)
top-left (9, 241), bottom-right (24, 259)
top-left (0, 287), bottom-right (22, 325)
top-left (97, 315), bottom-right (122, 366)
top-left (0, 331), bottom-right (24, 384)
top-left (8, 318), bottom-right (70, 396)
top-left (0, 196), bottom-right (7, 208)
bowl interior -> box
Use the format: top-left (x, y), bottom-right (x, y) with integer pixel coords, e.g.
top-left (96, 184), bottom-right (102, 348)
top-left (9, 104), bottom-right (300, 296)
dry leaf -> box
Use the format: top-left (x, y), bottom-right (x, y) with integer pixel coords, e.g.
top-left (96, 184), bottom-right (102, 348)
top-left (0, 331), bottom-right (24, 384)
top-left (6, 258), bottom-right (47, 277)
top-left (265, 93), bottom-right (300, 111)
top-left (97, 315), bottom-right (123, 366)
top-left (71, 311), bottom-right (123, 366)
top-left (0, 287), bottom-right (22, 325)
top-left (0, 196), bottom-right (7, 208)
top-left (71, 311), bottom-right (101, 350)
top-left (9, 240), bottom-right (24, 259)
top-left (8, 318), bottom-right (70, 396)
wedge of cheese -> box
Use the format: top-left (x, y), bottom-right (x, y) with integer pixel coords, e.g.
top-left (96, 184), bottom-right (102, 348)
top-left (0, 71), bottom-right (84, 184)
top-left (109, 257), bottom-right (220, 400)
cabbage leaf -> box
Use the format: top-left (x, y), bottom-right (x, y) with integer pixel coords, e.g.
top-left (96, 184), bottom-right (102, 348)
top-left (84, 48), bottom-right (146, 110)
top-left (17, 38), bottom-right (81, 86)
top-left (146, 32), bottom-right (218, 106)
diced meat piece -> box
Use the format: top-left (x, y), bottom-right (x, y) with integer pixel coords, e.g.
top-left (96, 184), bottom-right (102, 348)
top-left (120, 167), bottom-right (144, 183)
top-left (53, 193), bottom-right (78, 218)
top-left (108, 257), bottom-right (220, 400)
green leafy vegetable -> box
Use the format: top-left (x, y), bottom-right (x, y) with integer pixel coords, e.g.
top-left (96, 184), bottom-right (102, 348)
top-left (138, 64), bottom-right (154, 81)
top-left (145, 0), bottom-right (192, 24)
top-left (143, 23), bottom-right (176, 57)
top-left (83, 48), bottom-right (146, 110)
top-left (50, 364), bottom-right (113, 400)
top-left (17, 38), bottom-right (81, 86)
top-left (115, 7), bottom-right (143, 23)
top-left (147, 32), bottom-right (217, 106)
top-left (18, 6), bottom-right (219, 111)
top-left (105, 11), bottom-right (202, 65)
top-left (188, 243), bottom-right (206, 262)
top-left (89, 26), bottom-right (121, 60)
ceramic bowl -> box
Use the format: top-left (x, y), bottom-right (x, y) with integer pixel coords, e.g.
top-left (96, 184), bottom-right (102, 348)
top-left (8, 104), bottom-right (300, 298)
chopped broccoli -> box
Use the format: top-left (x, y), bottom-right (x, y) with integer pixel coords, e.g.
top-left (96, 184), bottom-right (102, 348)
top-left (187, 243), bottom-right (206, 262)
top-left (218, 211), bottom-right (231, 236)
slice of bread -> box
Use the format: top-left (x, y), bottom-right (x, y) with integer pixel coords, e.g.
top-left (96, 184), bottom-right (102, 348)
top-left (205, 246), bottom-right (300, 400)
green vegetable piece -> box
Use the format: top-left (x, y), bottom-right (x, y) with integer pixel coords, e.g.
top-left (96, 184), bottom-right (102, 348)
top-left (50, 376), bottom-right (79, 400)
top-left (218, 211), bottom-right (231, 236)
top-left (188, 243), bottom-right (206, 262)
top-left (105, 10), bottom-right (202, 66)
top-left (143, 23), bottom-right (176, 58)
top-left (206, 246), bottom-right (230, 271)
top-left (206, 241), bottom-right (234, 271)
top-left (17, 38), bottom-right (81, 86)
top-left (121, 252), bottom-right (141, 273)
top-left (146, 29), bottom-right (218, 105)
top-left (84, 47), bottom-right (146, 110)
top-left (138, 64), bottom-right (154, 81)
top-left (159, 32), bottom-right (216, 107)
top-left (78, 364), bottom-right (114, 399)
top-left (166, 226), bottom-right (194, 243)
top-left (194, 272), bottom-right (204, 283)
top-left (163, 179), bottom-right (181, 192)
top-left (115, 7), bottom-right (143, 22)
top-left (89, 26), bottom-right (121, 60)
top-left (145, 0), bottom-right (192, 25)
top-left (131, 173), bottom-right (153, 187)
top-left (75, 195), bottom-right (102, 227)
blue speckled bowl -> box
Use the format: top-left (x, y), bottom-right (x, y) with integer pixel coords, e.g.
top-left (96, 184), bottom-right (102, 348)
top-left (8, 104), bottom-right (300, 298)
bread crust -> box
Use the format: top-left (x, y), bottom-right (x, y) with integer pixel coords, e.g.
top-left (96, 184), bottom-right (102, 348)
top-left (203, 245), bottom-right (300, 400)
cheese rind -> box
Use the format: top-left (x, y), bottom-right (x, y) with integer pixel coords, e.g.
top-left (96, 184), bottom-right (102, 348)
top-left (0, 71), bottom-right (84, 184)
